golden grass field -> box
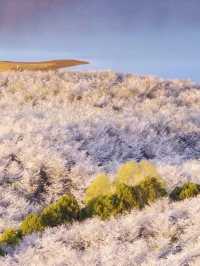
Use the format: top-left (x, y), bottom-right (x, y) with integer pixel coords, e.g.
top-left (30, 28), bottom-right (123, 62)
top-left (0, 59), bottom-right (89, 71)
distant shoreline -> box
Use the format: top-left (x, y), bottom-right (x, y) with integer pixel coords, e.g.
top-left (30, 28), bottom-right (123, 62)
top-left (0, 59), bottom-right (89, 71)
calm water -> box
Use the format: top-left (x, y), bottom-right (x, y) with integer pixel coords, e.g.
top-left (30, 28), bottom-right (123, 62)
top-left (0, 1), bottom-right (199, 82)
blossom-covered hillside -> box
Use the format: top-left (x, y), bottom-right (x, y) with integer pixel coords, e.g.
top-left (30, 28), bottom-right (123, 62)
top-left (0, 70), bottom-right (200, 265)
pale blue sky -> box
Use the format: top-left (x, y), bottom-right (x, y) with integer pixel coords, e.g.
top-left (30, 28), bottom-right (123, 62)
top-left (0, 0), bottom-right (199, 81)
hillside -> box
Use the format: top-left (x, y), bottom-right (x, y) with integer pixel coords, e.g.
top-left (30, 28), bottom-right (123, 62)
top-left (0, 70), bottom-right (200, 265)
top-left (0, 60), bottom-right (89, 72)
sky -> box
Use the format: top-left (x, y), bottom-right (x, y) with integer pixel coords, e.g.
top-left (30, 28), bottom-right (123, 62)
top-left (0, 0), bottom-right (199, 81)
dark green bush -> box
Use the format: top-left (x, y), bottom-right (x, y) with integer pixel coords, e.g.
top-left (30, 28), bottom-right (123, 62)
top-left (169, 186), bottom-right (182, 201)
top-left (139, 176), bottom-right (167, 204)
top-left (83, 160), bottom-right (168, 220)
top-left (0, 168), bottom-right (169, 254)
top-left (20, 213), bottom-right (44, 235)
top-left (79, 206), bottom-right (93, 221)
top-left (170, 182), bottom-right (200, 201)
top-left (0, 194), bottom-right (80, 253)
top-left (40, 194), bottom-right (80, 227)
top-left (115, 183), bottom-right (145, 211)
top-left (0, 247), bottom-right (5, 256)
top-left (0, 228), bottom-right (22, 246)
top-left (85, 177), bottom-right (167, 220)
top-left (85, 194), bottom-right (121, 220)
top-left (115, 177), bottom-right (166, 213)
top-left (85, 184), bottom-right (145, 220)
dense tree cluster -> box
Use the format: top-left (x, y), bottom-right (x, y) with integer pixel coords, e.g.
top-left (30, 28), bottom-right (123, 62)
top-left (0, 70), bottom-right (200, 265)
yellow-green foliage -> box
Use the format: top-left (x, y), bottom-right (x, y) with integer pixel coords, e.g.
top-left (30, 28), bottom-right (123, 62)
top-left (116, 161), bottom-right (141, 186)
top-left (40, 194), bottom-right (80, 227)
top-left (84, 174), bottom-right (113, 203)
top-left (170, 182), bottom-right (200, 201)
top-left (85, 184), bottom-right (144, 220)
top-left (0, 228), bottom-right (22, 246)
top-left (116, 160), bottom-right (161, 187)
top-left (0, 194), bottom-right (80, 255)
top-left (85, 178), bottom-right (167, 220)
top-left (20, 213), bottom-right (44, 235)
top-left (84, 161), bottom-right (167, 220)
top-left (0, 162), bottom-right (167, 252)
